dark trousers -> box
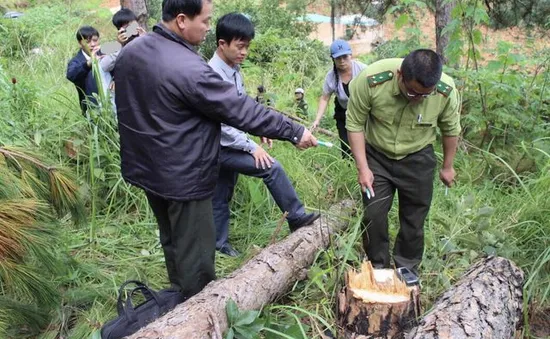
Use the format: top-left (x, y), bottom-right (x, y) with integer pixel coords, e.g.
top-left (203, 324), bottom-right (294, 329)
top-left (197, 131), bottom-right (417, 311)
top-left (362, 144), bottom-right (436, 273)
top-left (336, 118), bottom-right (352, 159)
top-left (145, 192), bottom-right (216, 298)
top-left (213, 148), bottom-right (306, 249)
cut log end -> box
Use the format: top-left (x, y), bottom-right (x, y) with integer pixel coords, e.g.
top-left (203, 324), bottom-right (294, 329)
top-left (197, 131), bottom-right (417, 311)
top-left (338, 261), bottom-right (420, 338)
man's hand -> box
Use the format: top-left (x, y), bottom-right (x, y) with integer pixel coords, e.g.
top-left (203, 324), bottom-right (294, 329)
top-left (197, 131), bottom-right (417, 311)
top-left (310, 120), bottom-right (320, 131)
top-left (253, 146), bottom-right (275, 169)
top-left (358, 167), bottom-right (375, 198)
top-left (260, 137), bottom-right (273, 149)
top-left (117, 28), bottom-right (129, 45)
top-left (440, 167), bottom-right (456, 187)
top-left (295, 128), bottom-right (317, 149)
top-left (92, 46), bottom-right (102, 58)
top-left (87, 46), bottom-right (102, 67)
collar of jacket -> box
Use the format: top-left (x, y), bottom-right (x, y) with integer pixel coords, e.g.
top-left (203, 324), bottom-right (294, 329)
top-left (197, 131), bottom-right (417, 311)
top-left (153, 23), bottom-right (198, 54)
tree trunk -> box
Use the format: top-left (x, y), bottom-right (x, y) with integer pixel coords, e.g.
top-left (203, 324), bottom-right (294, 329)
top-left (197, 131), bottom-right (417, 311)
top-left (128, 200), bottom-right (355, 339)
top-left (406, 256), bottom-right (524, 339)
top-left (120, 0), bottom-right (148, 30)
top-left (435, 0), bottom-right (455, 64)
top-left (330, 0), bottom-right (336, 41)
top-left (338, 262), bottom-right (421, 338)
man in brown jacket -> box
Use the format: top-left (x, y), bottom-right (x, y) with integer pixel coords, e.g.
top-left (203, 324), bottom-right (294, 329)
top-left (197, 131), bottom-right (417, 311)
top-left (115, 0), bottom-right (317, 299)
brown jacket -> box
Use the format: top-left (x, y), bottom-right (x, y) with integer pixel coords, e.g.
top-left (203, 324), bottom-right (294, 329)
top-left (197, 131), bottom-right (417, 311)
top-left (114, 24), bottom-right (304, 201)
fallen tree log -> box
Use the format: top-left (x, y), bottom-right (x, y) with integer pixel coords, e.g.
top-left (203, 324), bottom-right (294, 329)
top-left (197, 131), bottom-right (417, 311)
top-left (274, 109), bottom-right (337, 139)
top-left (129, 200), bottom-right (355, 339)
top-left (406, 256), bottom-right (524, 339)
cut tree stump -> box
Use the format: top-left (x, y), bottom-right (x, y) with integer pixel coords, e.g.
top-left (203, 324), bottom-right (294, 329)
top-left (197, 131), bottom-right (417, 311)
top-left (338, 262), bottom-right (420, 338)
top-left (128, 200), bottom-right (355, 339)
top-left (406, 256), bottom-right (524, 339)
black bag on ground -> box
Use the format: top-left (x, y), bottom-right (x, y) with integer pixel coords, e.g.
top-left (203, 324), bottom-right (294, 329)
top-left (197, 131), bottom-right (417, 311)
top-left (101, 280), bottom-right (185, 339)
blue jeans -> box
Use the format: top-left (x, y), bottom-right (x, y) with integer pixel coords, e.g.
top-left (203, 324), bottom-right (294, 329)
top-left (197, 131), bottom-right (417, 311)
top-left (212, 148), bottom-right (306, 249)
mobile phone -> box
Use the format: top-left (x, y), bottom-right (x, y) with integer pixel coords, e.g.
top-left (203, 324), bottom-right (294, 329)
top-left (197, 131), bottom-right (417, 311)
top-left (100, 41), bottom-right (122, 55)
top-left (126, 21), bottom-right (140, 37)
top-left (396, 267), bottom-right (419, 286)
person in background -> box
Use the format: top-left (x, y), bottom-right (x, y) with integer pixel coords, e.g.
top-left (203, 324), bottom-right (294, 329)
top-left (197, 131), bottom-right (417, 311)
top-left (294, 87), bottom-right (309, 118)
top-left (209, 13), bottom-right (320, 257)
top-left (66, 26), bottom-right (102, 116)
top-left (100, 8), bottom-right (146, 74)
top-left (255, 85), bottom-right (272, 106)
top-left (311, 39), bottom-right (366, 158)
top-left (100, 8), bottom-right (146, 112)
top-left (115, 0), bottom-right (317, 299)
top-left (346, 49), bottom-right (461, 275)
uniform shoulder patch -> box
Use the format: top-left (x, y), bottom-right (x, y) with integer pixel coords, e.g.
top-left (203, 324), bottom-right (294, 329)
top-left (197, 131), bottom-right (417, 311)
top-left (367, 71), bottom-right (394, 88)
top-left (436, 80), bottom-right (453, 97)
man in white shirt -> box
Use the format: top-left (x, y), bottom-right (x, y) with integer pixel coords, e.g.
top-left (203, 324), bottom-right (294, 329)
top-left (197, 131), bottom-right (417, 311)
top-left (209, 13), bottom-right (319, 256)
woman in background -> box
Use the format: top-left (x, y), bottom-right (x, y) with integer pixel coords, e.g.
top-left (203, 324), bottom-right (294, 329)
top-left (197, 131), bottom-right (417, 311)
top-left (311, 39), bottom-right (366, 158)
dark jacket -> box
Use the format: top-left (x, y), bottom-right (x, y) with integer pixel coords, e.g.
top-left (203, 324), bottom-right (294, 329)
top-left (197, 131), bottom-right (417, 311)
top-left (66, 50), bottom-right (99, 114)
top-left (114, 24), bottom-right (304, 201)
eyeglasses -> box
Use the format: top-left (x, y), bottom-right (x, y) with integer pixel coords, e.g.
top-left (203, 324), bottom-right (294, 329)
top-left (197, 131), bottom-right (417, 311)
top-left (402, 80), bottom-right (436, 98)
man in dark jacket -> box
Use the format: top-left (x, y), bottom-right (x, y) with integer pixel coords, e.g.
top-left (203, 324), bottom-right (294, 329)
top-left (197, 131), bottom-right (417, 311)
top-left (115, 0), bottom-right (317, 299)
top-left (66, 26), bottom-right (101, 115)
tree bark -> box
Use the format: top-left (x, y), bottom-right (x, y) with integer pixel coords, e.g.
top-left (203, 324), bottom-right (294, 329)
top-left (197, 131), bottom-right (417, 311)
top-left (435, 0), bottom-right (455, 64)
top-left (406, 256), bottom-right (524, 339)
top-left (330, 0), bottom-right (336, 41)
top-left (129, 200), bottom-right (355, 339)
top-left (120, 0), bottom-right (148, 30)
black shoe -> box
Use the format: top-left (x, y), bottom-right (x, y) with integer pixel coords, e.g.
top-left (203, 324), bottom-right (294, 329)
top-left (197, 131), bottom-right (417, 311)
top-left (288, 212), bottom-right (320, 232)
top-left (218, 244), bottom-right (240, 257)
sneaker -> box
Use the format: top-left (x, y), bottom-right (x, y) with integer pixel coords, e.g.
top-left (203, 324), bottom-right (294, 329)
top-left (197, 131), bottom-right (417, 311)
top-left (288, 212), bottom-right (320, 232)
top-left (218, 243), bottom-right (240, 257)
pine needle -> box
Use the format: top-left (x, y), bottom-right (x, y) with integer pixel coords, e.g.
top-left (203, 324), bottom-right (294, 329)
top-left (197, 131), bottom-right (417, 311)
top-left (0, 199), bottom-right (43, 260)
top-left (0, 146), bottom-right (86, 225)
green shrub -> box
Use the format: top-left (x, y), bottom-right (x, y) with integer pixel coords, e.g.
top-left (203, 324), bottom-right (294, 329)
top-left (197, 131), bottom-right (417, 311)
top-left (0, 3), bottom-right (83, 58)
top-left (0, 19), bottom-right (38, 58)
top-left (146, 0), bottom-right (162, 22)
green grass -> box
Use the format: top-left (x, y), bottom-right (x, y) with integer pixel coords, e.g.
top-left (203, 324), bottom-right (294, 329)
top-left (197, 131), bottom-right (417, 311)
top-left (1, 0), bottom-right (550, 338)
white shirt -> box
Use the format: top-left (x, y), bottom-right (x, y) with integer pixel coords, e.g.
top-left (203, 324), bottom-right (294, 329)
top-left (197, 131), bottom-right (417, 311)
top-left (322, 60), bottom-right (366, 109)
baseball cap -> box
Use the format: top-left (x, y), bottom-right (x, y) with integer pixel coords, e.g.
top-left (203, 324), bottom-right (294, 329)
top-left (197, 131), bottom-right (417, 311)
top-left (295, 88), bottom-right (305, 94)
top-left (330, 39), bottom-right (352, 58)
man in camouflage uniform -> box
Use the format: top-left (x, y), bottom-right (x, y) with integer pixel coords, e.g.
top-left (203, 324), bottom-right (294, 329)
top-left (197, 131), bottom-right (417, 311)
top-left (346, 49), bottom-right (461, 274)
top-left (294, 88), bottom-right (309, 118)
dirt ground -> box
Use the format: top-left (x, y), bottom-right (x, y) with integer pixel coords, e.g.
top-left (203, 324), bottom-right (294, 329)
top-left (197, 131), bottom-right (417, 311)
top-left (529, 307), bottom-right (550, 338)
top-left (101, 0), bottom-right (119, 9)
